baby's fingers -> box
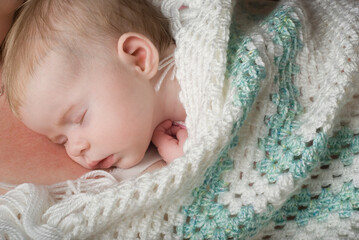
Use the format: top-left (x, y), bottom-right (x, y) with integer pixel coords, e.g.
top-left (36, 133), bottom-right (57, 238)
top-left (156, 120), bottom-right (173, 133)
top-left (152, 120), bottom-right (173, 147)
top-left (176, 128), bottom-right (188, 146)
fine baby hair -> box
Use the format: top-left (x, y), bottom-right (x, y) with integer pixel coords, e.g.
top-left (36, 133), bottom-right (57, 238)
top-left (2, 0), bottom-right (186, 170)
top-left (1, 0), bottom-right (359, 238)
top-left (2, 0), bottom-right (173, 117)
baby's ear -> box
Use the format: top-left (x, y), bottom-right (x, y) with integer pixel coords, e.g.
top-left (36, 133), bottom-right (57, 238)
top-left (117, 32), bottom-right (159, 79)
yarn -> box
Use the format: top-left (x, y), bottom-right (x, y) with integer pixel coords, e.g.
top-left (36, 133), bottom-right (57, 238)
top-left (0, 0), bottom-right (358, 239)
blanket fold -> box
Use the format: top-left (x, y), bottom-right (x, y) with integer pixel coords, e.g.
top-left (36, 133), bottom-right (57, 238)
top-left (1, 0), bottom-right (358, 239)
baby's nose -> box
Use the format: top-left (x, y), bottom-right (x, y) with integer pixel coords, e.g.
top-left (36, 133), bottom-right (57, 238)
top-left (67, 138), bottom-right (90, 157)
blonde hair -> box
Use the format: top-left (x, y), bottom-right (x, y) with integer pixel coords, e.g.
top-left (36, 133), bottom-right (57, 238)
top-left (2, 0), bottom-right (173, 117)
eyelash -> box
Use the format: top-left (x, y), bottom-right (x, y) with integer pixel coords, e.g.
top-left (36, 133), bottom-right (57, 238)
top-left (57, 136), bottom-right (68, 145)
top-left (75, 110), bottom-right (87, 125)
top-left (53, 110), bottom-right (87, 146)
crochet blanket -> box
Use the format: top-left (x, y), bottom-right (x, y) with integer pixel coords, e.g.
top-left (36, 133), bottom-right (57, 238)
top-left (1, 0), bottom-right (359, 239)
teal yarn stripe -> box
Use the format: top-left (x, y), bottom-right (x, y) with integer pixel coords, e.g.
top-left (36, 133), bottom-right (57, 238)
top-left (178, 4), bottom-right (295, 239)
top-left (178, 2), bottom-right (359, 239)
top-left (274, 180), bottom-right (359, 228)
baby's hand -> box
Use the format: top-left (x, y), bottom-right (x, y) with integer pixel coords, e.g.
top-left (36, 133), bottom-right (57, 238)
top-left (151, 120), bottom-right (188, 163)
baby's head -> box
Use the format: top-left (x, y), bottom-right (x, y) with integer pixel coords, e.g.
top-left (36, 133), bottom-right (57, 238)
top-left (2, 0), bottom-right (174, 169)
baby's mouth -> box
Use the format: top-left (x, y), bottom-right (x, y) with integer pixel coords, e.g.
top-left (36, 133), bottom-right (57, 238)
top-left (95, 154), bottom-right (115, 169)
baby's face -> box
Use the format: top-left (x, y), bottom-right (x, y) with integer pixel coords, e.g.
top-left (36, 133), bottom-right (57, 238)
top-left (20, 49), bottom-right (156, 169)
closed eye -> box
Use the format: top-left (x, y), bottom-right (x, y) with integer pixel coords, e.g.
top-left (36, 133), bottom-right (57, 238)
top-left (60, 138), bottom-right (68, 146)
top-left (74, 110), bottom-right (87, 124)
top-left (80, 110), bottom-right (87, 125)
top-left (51, 135), bottom-right (68, 145)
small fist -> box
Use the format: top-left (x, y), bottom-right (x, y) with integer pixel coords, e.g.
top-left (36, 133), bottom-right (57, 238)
top-left (151, 120), bottom-right (188, 163)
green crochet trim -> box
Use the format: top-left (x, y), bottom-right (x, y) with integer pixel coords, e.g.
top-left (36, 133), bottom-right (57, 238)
top-left (258, 127), bottom-right (359, 183)
top-left (274, 181), bottom-right (359, 228)
top-left (179, 4), bottom-right (295, 239)
top-left (178, 3), bottom-right (359, 240)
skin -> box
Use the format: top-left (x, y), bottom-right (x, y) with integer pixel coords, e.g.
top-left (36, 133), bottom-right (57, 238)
top-left (0, 3), bottom-right (181, 194)
top-left (19, 32), bottom-right (187, 170)
top-left (152, 120), bottom-right (188, 162)
top-left (0, 0), bottom-right (23, 49)
top-left (0, 95), bottom-right (90, 194)
top-left (0, 0), bottom-right (90, 195)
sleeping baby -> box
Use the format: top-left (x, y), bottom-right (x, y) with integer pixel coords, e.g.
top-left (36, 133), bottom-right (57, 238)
top-left (2, 0), bottom-right (187, 174)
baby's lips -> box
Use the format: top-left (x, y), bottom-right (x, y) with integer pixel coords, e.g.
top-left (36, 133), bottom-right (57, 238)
top-left (97, 154), bottom-right (116, 169)
top-left (87, 154), bottom-right (115, 169)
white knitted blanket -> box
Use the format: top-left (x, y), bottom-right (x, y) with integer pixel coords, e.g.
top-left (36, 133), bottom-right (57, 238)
top-left (1, 0), bottom-right (359, 239)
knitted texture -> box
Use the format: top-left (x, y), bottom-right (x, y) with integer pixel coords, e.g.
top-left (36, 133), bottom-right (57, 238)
top-left (0, 0), bottom-right (358, 239)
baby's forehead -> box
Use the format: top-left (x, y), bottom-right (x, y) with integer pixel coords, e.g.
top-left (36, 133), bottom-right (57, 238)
top-left (38, 39), bottom-right (113, 70)
top-left (26, 41), bottom-right (113, 95)
top-left (22, 49), bottom-right (82, 102)
top-left (7, 34), bottom-right (112, 117)
top-left (21, 53), bottom-right (84, 113)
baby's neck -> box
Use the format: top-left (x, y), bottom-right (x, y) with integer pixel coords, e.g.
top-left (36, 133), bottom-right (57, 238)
top-left (152, 45), bottom-right (186, 126)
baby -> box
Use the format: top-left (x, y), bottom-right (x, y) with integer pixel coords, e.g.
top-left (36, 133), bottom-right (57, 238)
top-left (2, 0), bottom-right (187, 171)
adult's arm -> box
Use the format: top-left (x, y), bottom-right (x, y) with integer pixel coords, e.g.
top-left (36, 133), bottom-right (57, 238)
top-left (0, 0), bottom-right (90, 195)
top-left (0, 84), bottom-right (90, 195)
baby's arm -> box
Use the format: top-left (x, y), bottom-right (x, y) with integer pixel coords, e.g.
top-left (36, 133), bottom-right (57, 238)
top-left (151, 120), bottom-right (188, 163)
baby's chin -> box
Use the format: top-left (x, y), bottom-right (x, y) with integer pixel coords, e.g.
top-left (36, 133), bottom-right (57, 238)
top-left (112, 153), bottom-right (144, 169)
